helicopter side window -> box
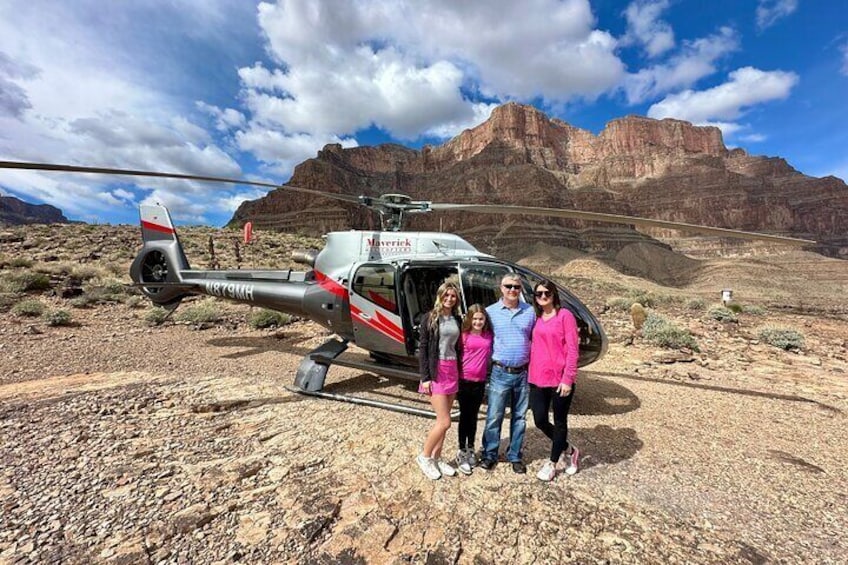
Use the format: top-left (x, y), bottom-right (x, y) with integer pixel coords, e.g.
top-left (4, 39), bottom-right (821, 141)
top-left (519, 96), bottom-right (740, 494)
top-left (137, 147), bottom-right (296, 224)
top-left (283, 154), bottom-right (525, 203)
top-left (352, 265), bottom-right (398, 314)
top-left (459, 263), bottom-right (514, 308)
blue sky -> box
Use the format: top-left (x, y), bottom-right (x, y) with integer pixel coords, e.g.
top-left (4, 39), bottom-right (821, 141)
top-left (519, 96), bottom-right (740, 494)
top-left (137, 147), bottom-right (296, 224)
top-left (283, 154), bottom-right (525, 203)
top-left (0, 0), bottom-right (845, 226)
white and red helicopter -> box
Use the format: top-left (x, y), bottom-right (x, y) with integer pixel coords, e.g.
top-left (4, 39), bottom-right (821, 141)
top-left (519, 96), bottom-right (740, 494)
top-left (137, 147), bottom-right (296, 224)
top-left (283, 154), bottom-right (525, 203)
top-left (0, 161), bottom-right (815, 415)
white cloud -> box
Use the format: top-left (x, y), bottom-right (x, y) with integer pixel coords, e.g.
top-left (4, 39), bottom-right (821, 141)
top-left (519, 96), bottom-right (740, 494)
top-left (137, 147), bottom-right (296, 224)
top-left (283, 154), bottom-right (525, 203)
top-left (239, 0), bottom-right (625, 146)
top-left (235, 126), bottom-right (358, 175)
top-left (624, 27), bottom-right (739, 103)
top-left (647, 67), bottom-right (799, 125)
top-left (621, 0), bottom-right (675, 58)
top-left (738, 133), bottom-right (767, 143)
top-left (756, 0), bottom-right (798, 31)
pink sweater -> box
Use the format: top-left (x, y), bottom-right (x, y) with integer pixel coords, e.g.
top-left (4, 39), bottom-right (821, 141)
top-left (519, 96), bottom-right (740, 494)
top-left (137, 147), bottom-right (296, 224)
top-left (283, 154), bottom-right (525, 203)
top-left (461, 331), bottom-right (493, 382)
top-left (528, 309), bottom-right (579, 387)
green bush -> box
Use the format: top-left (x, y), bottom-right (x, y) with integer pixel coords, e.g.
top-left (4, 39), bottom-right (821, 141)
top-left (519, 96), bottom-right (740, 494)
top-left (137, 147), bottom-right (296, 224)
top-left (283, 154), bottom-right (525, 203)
top-left (176, 301), bottom-right (222, 325)
top-left (144, 306), bottom-right (171, 326)
top-left (758, 327), bottom-right (805, 350)
top-left (685, 297), bottom-right (706, 310)
top-left (12, 299), bottom-right (45, 317)
top-left (248, 309), bottom-right (293, 329)
top-left (605, 297), bottom-right (632, 311)
top-left (641, 312), bottom-right (699, 351)
top-left (9, 257), bottom-right (33, 268)
top-left (44, 309), bottom-right (73, 326)
top-left (743, 304), bottom-right (766, 316)
top-left (727, 303), bottom-right (744, 313)
top-left (625, 289), bottom-right (656, 308)
top-left (2, 271), bottom-right (51, 293)
top-left (708, 305), bottom-right (738, 323)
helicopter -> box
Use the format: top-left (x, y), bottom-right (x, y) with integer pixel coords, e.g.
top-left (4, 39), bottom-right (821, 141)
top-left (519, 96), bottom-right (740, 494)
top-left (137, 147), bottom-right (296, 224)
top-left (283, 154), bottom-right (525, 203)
top-left (0, 160), bottom-right (816, 416)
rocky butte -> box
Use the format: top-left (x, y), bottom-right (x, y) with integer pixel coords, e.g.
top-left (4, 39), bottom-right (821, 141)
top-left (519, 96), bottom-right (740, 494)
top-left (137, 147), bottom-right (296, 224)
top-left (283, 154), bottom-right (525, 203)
top-left (0, 195), bottom-right (68, 226)
top-left (230, 102), bottom-right (848, 258)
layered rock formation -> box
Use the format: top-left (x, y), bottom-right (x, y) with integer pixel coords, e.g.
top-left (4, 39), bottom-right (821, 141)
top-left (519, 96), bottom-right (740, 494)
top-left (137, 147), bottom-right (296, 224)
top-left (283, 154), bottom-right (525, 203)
top-left (0, 195), bottom-right (68, 226)
top-left (230, 103), bottom-right (848, 257)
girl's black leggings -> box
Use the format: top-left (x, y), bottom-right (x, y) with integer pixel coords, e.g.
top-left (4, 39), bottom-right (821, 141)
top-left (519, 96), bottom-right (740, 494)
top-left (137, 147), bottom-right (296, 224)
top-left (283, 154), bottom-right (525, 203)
top-left (457, 380), bottom-right (486, 450)
top-left (529, 383), bottom-right (575, 462)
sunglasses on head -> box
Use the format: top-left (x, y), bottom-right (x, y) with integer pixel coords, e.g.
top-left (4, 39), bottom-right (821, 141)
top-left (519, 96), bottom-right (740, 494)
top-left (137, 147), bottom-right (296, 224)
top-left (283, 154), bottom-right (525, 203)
top-left (502, 284), bottom-right (521, 290)
top-left (534, 290), bottom-right (553, 298)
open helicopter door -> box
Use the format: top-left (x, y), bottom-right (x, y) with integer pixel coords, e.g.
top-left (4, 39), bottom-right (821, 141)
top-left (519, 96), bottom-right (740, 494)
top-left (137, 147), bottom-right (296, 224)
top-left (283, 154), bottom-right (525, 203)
top-left (349, 264), bottom-right (407, 357)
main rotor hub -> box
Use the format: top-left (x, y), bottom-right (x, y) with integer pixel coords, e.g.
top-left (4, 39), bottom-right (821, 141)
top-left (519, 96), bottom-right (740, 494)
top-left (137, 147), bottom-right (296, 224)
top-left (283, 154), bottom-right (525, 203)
top-left (358, 193), bottom-right (432, 231)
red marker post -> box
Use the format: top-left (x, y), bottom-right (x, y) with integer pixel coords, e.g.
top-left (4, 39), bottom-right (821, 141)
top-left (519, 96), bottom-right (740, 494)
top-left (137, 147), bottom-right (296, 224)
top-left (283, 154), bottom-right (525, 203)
top-left (243, 221), bottom-right (253, 245)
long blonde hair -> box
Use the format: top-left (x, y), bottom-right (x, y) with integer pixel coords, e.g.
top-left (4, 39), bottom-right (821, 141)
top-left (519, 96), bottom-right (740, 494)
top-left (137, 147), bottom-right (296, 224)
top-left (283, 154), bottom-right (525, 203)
top-left (429, 281), bottom-right (461, 325)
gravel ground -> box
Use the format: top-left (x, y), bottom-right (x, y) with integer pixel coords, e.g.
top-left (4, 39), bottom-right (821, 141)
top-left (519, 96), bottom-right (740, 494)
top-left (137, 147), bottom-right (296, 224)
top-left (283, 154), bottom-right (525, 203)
top-left (1, 292), bottom-right (846, 564)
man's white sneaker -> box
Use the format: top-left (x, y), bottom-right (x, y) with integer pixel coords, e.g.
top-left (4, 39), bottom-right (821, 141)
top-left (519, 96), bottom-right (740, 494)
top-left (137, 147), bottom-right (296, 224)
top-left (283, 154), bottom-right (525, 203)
top-left (436, 458), bottom-right (457, 477)
top-left (456, 450), bottom-right (472, 475)
top-left (417, 454), bottom-right (441, 480)
top-left (536, 460), bottom-right (557, 482)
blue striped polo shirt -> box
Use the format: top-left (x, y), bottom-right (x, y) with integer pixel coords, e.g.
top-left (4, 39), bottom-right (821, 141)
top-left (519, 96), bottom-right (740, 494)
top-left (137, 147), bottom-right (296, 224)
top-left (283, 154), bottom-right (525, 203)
top-left (486, 299), bottom-right (535, 367)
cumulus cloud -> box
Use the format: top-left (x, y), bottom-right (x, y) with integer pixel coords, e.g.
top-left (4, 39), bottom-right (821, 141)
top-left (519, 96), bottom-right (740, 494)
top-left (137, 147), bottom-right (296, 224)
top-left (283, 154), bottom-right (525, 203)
top-left (240, 0), bottom-right (625, 145)
top-left (0, 51), bottom-right (39, 119)
top-left (647, 67), bottom-right (799, 136)
top-left (621, 0), bottom-right (675, 58)
top-left (624, 27), bottom-right (739, 104)
top-left (756, 0), bottom-right (798, 31)
top-left (841, 41), bottom-right (848, 76)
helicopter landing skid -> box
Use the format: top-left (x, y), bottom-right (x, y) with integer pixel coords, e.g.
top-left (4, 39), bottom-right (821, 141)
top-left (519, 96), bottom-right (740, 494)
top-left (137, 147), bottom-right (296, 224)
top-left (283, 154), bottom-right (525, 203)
top-left (291, 338), bottom-right (459, 420)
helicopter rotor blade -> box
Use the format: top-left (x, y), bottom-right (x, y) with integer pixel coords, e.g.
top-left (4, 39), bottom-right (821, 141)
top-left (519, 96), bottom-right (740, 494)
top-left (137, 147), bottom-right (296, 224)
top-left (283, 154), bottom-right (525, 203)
top-left (0, 160), bottom-right (362, 204)
top-left (429, 203), bottom-right (816, 246)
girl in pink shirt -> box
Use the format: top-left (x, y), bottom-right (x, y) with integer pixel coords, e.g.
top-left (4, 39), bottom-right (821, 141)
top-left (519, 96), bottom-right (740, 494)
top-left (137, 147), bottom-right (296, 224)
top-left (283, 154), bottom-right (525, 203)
top-left (528, 279), bottom-right (580, 481)
top-left (455, 304), bottom-right (493, 475)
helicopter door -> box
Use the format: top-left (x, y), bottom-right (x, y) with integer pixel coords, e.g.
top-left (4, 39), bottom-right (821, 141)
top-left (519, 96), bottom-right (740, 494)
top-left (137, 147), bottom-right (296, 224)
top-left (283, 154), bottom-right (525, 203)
top-left (350, 264), bottom-right (407, 356)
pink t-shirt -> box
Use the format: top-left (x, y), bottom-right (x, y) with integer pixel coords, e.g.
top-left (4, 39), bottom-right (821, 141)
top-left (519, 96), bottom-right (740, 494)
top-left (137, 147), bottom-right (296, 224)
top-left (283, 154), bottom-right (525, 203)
top-left (528, 309), bottom-right (579, 387)
top-left (461, 331), bottom-right (493, 382)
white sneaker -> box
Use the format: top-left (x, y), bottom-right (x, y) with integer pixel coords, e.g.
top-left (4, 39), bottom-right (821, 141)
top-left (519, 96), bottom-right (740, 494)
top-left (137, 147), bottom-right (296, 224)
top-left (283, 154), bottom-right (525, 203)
top-left (436, 458), bottom-right (457, 477)
top-left (536, 460), bottom-right (557, 482)
top-left (417, 454), bottom-right (441, 480)
top-left (558, 444), bottom-right (580, 475)
top-left (456, 450), bottom-right (472, 475)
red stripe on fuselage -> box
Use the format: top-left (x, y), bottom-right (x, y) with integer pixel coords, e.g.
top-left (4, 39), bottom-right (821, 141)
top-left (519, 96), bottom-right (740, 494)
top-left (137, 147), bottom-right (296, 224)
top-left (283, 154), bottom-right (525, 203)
top-left (314, 270), bottom-right (348, 299)
top-left (141, 220), bottom-right (175, 235)
top-left (350, 304), bottom-right (405, 344)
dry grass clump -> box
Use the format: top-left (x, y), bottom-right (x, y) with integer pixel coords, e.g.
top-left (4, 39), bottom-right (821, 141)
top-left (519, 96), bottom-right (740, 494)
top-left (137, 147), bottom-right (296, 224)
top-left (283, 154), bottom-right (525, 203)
top-left (248, 309), bottom-right (294, 329)
top-left (1, 271), bottom-right (51, 293)
top-left (44, 309), bottom-right (73, 326)
top-left (176, 299), bottom-right (223, 327)
top-left (11, 299), bottom-right (45, 317)
top-left (641, 312), bottom-right (699, 351)
top-left (707, 305), bottom-right (738, 323)
top-left (758, 326), bottom-right (805, 350)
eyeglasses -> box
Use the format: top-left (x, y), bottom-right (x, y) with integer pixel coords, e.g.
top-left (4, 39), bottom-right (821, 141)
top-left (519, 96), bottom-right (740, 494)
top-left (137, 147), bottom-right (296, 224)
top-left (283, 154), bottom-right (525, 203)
top-left (534, 290), bottom-right (553, 298)
top-left (502, 284), bottom-right (521, 290)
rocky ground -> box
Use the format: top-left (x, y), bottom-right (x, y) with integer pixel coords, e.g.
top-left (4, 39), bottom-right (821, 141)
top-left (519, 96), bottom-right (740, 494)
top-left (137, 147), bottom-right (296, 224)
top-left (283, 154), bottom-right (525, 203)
top-left (1, 225), bottom-right (847, 564)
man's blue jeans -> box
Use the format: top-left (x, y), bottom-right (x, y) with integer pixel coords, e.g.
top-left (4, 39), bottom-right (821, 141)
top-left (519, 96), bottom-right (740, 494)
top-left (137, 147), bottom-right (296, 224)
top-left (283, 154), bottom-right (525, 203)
top-left (482, 365), bottom-right (529, 462)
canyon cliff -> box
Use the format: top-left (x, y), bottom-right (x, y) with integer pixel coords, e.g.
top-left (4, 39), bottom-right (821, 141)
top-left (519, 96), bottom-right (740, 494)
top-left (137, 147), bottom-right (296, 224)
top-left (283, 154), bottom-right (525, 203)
top-left (230, 103), bottom-right (848, 257)
top-left (0, 195), bottom-right (68, 226)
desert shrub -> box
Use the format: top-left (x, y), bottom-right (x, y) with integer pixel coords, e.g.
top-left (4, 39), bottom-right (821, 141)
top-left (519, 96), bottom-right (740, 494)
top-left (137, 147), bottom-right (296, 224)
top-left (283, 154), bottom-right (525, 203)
top-left (144, 306), bottom-right (171, 326)
top-left (9, 257), bottom-right (33, 268)
top-left (708, 305), bottom-right (738, 323)
top-left (12, 299), bottom-right (45, 317)
top-left (248, 309), bottom-right (293, 329)
top-left (44, 309), bottom-right (73, 326)
top-left (743, 304), bottom-right (766, 316)
top-left (726, 303), bottom-right (744, 313)
top-left (685, 297), bottom-right (706, 310)
top-left (605, 297), bottom-right (632, 311)
top-left (2, 271), bottom-right (51, 293)
top-left (625, 289), bottom-right (656, 308)
top-left (125, 295), bottom-right (146, 309)
top-left (641, 312), bottom-right (699, 351)
top-left (758, 326), bottom-right (805, 350)
top-left (81, 278), bottom-right (134, 304)
top-left (71, 265), bottom-right (103, 281)
top-left (177, 300), bottom-right (222, 325)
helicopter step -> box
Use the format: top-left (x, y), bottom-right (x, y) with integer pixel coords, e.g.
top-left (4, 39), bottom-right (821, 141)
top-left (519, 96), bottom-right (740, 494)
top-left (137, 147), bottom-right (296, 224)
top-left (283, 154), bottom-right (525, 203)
top-left (292, 338), bottom-right (459, 420)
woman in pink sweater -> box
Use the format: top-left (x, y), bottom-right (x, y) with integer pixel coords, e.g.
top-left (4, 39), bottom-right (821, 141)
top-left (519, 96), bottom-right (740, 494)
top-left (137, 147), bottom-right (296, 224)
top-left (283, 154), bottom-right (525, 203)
top-left (528, 279), bottom-right (580, 481)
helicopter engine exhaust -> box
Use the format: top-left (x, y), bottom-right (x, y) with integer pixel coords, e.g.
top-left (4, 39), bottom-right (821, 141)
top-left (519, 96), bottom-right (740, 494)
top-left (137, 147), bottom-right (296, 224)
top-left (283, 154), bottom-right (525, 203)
top-left (291, 249), bottom-right (319, 267)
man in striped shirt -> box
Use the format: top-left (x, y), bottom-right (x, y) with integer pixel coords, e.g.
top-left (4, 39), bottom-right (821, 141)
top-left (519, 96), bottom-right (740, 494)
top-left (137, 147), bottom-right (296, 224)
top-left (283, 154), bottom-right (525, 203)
top-left (479, 273), bottom-right (535, 474)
